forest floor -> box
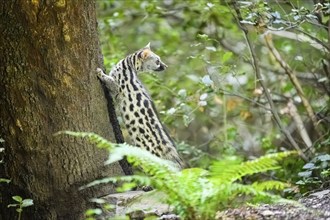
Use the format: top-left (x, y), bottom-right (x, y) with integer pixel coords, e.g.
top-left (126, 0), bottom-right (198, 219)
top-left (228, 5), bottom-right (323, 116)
top-left (103, 188), bottom-right (330, 219)
top-left (216, 189), bottom-right (330, 220)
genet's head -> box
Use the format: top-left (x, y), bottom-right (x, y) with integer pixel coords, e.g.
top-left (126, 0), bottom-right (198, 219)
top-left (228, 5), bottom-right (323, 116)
top-left (135, 43), bottom-right (167, 73)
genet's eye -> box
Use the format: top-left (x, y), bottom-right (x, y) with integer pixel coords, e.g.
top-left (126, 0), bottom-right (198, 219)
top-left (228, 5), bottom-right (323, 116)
top-left (155, 60), bottom-right (160, 65)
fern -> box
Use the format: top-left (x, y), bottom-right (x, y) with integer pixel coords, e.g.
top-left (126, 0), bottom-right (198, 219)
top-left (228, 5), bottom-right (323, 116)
top-left (252, 180), bottom-right (290, 191)
top-left (55, 131), bottom-right (113, 150)
top-left (210, 151), bottom-right (296, 183)
top-left (60, 131), bottom-right (296, 220)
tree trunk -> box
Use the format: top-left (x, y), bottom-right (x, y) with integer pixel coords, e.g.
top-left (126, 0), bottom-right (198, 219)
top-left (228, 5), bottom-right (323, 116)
top-left (0, 1), bottom-right (123, 219)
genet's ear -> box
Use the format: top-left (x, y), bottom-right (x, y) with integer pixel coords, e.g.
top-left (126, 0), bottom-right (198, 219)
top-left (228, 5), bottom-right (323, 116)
top-left (144, 42), bottom-right (151, 50)
top-left (141, 49), bottom-right (151, 59)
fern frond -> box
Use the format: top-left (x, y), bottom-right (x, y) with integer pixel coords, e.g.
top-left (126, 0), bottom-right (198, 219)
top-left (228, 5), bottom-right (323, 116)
top-left (252, 180), bottom-right (290, 191)
top-left (210, 151), bottom-right (297, 183)
top-left (227, 182), bottom-right (283, 203)
top-left (209, 156), bottom-right (243, 171)
top-left (60, 132), bottom-right (296, 220)
top-left (56, 131), bottom-right (113, 150)
top-left (79, 175), bottom-right (151, 190)
top-left (108, 144), bottom-right (188, 201)
top-left (107, 143), bottom-right (180, 173)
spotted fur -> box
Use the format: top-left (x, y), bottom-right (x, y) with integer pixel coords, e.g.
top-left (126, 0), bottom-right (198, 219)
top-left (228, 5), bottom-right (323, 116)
top-left (97, 43), bottom-right (184, 168)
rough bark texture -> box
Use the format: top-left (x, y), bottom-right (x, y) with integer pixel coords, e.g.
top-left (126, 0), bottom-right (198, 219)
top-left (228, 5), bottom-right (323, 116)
top-left (0, 1), bottom-right (123, 219)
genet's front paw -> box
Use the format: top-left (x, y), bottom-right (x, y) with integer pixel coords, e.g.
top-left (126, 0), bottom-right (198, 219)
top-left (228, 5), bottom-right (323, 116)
top-left (96, 68), bottom-right (104, 79)
top-left (96, 68), bottom-right (115, 89)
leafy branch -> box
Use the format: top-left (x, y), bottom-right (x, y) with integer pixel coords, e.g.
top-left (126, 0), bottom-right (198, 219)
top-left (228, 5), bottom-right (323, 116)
top-left (264, 32), bottom-right (322, 143)
top-left (231, 0), bottom-right (308, 161)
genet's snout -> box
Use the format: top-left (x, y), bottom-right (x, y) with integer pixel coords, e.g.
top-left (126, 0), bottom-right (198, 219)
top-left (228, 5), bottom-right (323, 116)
top-left (156, 61), bottom-right (167, 71)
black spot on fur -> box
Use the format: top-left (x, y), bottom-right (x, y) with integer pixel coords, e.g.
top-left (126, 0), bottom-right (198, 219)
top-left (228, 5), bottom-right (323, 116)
top-left (125, 114), bottom-right (130, 120)
top-left (156, 146), bottom-right (163, 152)
top-left (126, 84), bottom-right (131, 92)
top-left (132, 54), bottom-right (136, 68)
top-left (123, 71), bottom-right (128, 81)
top-left (136, 93), bottom-right (142, 107)
top-left (147, 108), bottom-right (154, 117)
top-left (122, 60), bottom-right (127, 70)
top-left (129, 104), bottom-right (134, 111)
top-left (155, 124), bottom-right (167, 146)
top-left (139, 127), bottom-right (145, 134)
top-left (146, 122), bottom-right (157, 140)
top-left (128, 65), bottom-right (139, 91)
top-left (144, 134), bottom-right (150, 140)
top-left (143, 100), bottom-right (149, 108)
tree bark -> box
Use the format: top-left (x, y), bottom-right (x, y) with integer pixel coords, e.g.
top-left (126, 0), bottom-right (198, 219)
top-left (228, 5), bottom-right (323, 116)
top-left (0, 1), bottom-right (123, 219)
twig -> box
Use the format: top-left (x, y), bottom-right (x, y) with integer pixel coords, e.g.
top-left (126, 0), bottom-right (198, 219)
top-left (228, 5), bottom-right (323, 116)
top-left (220, 38), bottom-right (327, 82)
top-left (285, 100), bottom-right (313, 153)
top-left (269, 30), bottom-right (329, 52)
top-left (296, 28), bottom-right (330, 52)
top-left (231, 0), bottom-right (308, 161)
top-left (264, 32), bottom-right (322, 142)
top-left (218, 88), bottom-right (272, 111)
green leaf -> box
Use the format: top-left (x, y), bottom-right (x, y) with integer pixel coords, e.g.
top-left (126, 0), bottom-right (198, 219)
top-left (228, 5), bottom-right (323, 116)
top-left (317, 154), bottom-right (330, 162)
top-left (197, 34), bottom-right (209, 40)
top-left (295, 180), bottom-right (306, 185)
top-left (89, 198), bottom-right (107, 204)
top-left (222, 52), bottom-right (233, 63)
top-left (116, 182), bottom-right (137, 192)
top-left (0, 178), bottom-right (11, 183)
top-left (22, 199), bottom-right (34, 207)
top-left (183, 115), bottom-right (193, 127)
top-left (303, 163), bottom-right (315, 170)
top-left (103, 203), bottom-right (115, 211)
top-left (12, 196), bottom-right (22, 203)
top-left (298, 171), bottom-right (312, 178)
top-left (85, 208), bottom-right (102, 216)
